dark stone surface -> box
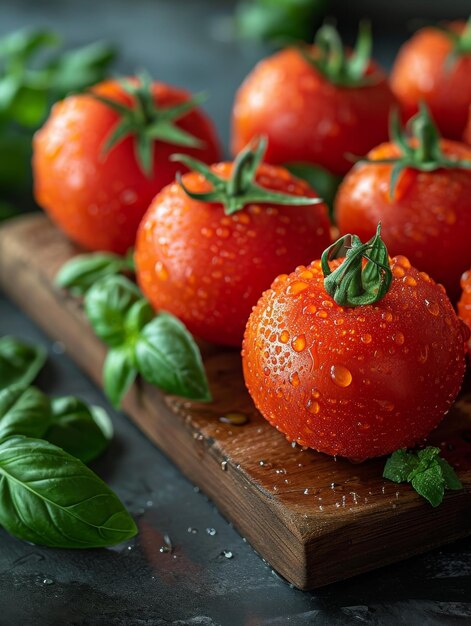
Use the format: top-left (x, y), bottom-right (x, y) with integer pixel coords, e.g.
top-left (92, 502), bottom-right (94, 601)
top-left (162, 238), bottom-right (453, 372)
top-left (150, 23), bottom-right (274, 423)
top-left (1, 1), bottom-right (470, 624)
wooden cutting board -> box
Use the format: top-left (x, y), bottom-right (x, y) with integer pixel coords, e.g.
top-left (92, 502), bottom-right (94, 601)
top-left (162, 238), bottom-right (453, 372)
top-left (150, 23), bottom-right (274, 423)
top-left (1, 214), bottom-right (470, 590)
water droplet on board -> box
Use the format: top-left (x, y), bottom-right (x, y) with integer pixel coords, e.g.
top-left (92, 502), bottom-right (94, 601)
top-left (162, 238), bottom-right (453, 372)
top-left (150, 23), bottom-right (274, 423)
top-left (221, 461), bottom-right (228, 471)
top-left (42, 578), bottom-right (54, 586)
top-left (187, 527), bottom-right (198, 534)
top-left (159, 534), bottom-right (173, 553)
top-left (330, 364), bottom-right (352, 387)
top-left (219, 412), bottom-right (249, 426)
top-left (206, 528), bottom-right (217, 536)
top-left (222, 550), bottom-right (233, 559)
top-left (51, 341), bottom-right (65, 354)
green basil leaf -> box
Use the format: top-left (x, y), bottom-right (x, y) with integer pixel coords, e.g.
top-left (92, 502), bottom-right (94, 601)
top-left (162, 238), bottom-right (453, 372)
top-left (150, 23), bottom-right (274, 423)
top-left (0, 336), bottom-right (47, 390)
top-left (0, 29), bottom-right (60, 62)
top-left (135, 313), bottom-right (211, 401)
top-left (84, 275), bottom-right (142, 347)
top-left (437, 458), bottom-right (463, 491)
top-left (46, 396), bottom-right (113, 464)
top-left (0, 436), bottom-right (137, 548)
top-left (410, 464), bottom-right (445, 508)
top-left (383, 449), bottom-right (418, 483)
top-left (0, 385), bottom-right (51, 441)
top-left (124, 299), bottom-right (154, 336)
top-left (103, 347), bottom-right (137, 408)
top-left (9, 84), bottom-right (49, 127)
top-left (56, 252), bottom-right (134, 295)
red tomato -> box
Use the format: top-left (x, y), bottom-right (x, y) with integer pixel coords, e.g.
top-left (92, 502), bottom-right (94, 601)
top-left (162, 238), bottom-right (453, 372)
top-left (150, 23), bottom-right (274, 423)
top-left (135, 151), bottom-right (331, 346)
top-left (231, 26), bottom-right (396, 175)
top-left (33, 77), bottom-right (221, 254)
top-left (335, 138), bottom-right (471, 303)
top-left (464, 106), bottom-right (471, 145)
top-left (458, 269), bottom-right (471, 353)
top-left (243, 237), bottom-right (468, 460)
top-left (391, 21), bottom-right (471, 140)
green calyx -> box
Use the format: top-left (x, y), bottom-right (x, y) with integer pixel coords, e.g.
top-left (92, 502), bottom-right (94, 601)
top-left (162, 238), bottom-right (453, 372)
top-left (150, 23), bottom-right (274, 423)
top-left (360, 103), bottom-right (471, 198)
top-left (90, 71), bottom-right (206, 177)
top-left (172, 136), bottom-right (323, 215)
top-left (300, 21), bottom-right (377, 88)
top-left (438, 16), bottom-right (471, 66)
top-left (321, 223), bottom-right (392, 307)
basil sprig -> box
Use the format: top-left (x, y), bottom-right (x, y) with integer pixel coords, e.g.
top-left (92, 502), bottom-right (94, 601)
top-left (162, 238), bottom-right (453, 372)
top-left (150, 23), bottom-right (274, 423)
top-left (0, 436), bottom-right (136, 548)
top-left (0, 385), bottom-right (112, 464)
top-left (0, 336), bottom-right (47, 390)
top-left (383, 447), bottom-right (462, 507)
top-left (83, 275), bottom-right (211, 407)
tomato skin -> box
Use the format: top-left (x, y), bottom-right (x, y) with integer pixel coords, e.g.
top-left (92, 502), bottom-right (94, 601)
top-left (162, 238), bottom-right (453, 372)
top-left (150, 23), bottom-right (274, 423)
top-left (135, 163), bottom-right (331, 346)
top-left (335, 140), bottom-right (471, 302)
top-left (458, 269), bottom-right (471, 353)
top-left (231, 47), bottom-right (396, 175)
top-left (33, 79), bottom-right (221, 254)
top-left (464, 106), bottom-right (471, 145)
top-left (391, 22), bottom-right (471, 140)
top-left (243, 257), bottom-right (467, 460)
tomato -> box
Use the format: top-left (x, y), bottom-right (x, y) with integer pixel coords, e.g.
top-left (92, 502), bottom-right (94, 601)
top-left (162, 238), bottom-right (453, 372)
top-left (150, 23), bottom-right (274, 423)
top-left (231, 24), bottom-right (396, 175)
top-left (242, 228), bottom-right (468, 460)
top-left (390, 21), bottom-right (471, 140)
top-left (135, 140), bottom-right (331, 346)
top-left (335, 107), bottom-right (471, 302)
top-left (33, 76), bottom-right (221, 254)
top-left (458, 269), bottom-right (471, 353)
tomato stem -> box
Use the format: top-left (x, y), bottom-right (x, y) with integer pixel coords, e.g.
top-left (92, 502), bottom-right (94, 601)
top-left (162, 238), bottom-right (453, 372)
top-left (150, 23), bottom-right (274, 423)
top-left (321, 223), bottom-right (392, 307)
top-left (171, 137), bottom-right (323, 214)
top-left (299, 21), bottom-right (379, 88)
top-left (89, 72), bottom-right (206, 177)
top-left (358, 103), bottom-right (471, 198)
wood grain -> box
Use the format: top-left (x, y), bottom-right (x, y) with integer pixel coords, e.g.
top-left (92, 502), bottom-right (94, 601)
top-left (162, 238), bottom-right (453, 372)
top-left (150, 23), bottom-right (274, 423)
top-left (1, 214), bottom-right (470, 590)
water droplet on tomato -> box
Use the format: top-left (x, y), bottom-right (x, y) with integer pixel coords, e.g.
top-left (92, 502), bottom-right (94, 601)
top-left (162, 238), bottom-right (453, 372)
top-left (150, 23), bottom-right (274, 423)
top-left (289, 372), bottom-right (300, 387)
top-left (286, 281), bottom-right (308, 296)
top-left (392, 265), bottom-right (405, 278)
top-left (330, 364), bottom-right (352, 387)
top-left (403, 275), bottom-right (417, 287)
top-left (361, 333), bottom-right (372, 344)
top-left (316, 310), bottom-right (328, 319)
top-left (307, 399), bottom-right (320, 414)
top-left (418, 345), bottom-right (429, 364)
top-left (155, 261), bottom-right (169, 280)
top-left (393, 332), bottom-right (405, 345)
top-left (395, 255), bottom-right (411, 269)
top-left (280, 330), bottom-right (290, 343)
top-left (425, 299), bottom-right (439, 316)
top-left (292, 335), bottom-right (306, 352)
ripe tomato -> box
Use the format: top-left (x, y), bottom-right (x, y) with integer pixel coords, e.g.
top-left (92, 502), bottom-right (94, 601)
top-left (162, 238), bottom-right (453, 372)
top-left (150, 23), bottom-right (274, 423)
top-left (33, 76), bottom-right (221, 254)
top-left (243, 228), bottom-right (468, 460)
top-left (335, 107), bottom-right (471, 302)
top-left (390, 21), bottom-right (471, 140)
top-left (458, 269), bottom-right (471, 353)
top-left (464, 106), bottom-right (471, 145)
top-left (232, 24), bottom-right (396, 175)
top-left (135, 140), bottom-right (331, 346)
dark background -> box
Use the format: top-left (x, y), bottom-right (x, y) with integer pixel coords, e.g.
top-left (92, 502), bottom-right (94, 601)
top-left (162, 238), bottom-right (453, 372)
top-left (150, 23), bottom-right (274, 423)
top-left (1, 1), bottom-right (470, 625)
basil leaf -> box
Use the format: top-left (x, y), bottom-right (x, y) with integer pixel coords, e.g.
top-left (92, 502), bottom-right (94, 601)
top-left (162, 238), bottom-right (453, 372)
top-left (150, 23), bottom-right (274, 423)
top-left (124, 299), bottom-right (154, 335)
top-left (0, 336), bottom-right (47, 390)
top-left (0, 385), bottom-right (51, 441)
top-left (411, 464), bottom-right (445, 508)
top-left (56, 251), bottom-right (134, 295)
top-left (84, 275), bottom-right (141, 347)
top-left (383, 449), bottom-right (418, 483)
top-left (103, 347), bottom-right (137, 408)
top-left (46, 396), bottom-right (113, 464)
top-left (0, 436), bottom-right (137, 548)
top-left (438, 458), bottom-right (463, 491)
top-left (0, 29), bottom-right (60, 62)
top-left (135, 313), bottom-right (211, 401)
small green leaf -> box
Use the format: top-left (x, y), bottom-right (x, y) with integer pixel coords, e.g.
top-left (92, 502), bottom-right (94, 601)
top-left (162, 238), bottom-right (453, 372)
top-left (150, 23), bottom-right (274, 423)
top-left (0, 385), bottom-right (51, 441)
top-left (103, 347), bottom-right (137, 408)
top-left (84, 275), bottom-right (142, 347)
top-left (383, 449), bottom-right (418, 483)
top-left (135, 313), bottom-right (211, 401)
top-left (56, 252), bottom-right (134, 295)
top-left (383, 446), bottom-right (463, 507)
top-left (124, 299), bottom-right (154, 336)
top-left (46, 396), bottom-right (113, 464)
top-left (0, 29), bottom-right (60, 62)
top-left (0, 336), bottom-right (47, 390)
top-left (0, 436), bottom-right (137, 548)
top-left (411, 464), bottom-right (445, 508)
